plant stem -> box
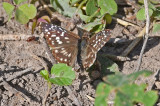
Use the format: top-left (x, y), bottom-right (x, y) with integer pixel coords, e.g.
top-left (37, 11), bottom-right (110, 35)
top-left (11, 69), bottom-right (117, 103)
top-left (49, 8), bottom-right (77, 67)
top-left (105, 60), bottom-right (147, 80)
top-left (42, 82), bottom-right (51, 106)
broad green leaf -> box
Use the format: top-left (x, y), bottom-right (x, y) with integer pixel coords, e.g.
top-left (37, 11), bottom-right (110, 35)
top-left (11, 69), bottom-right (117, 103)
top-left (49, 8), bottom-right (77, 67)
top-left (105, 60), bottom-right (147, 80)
top-left (14, 0), bottom-right (26, 5)
top-left (70, 0), bottom-right (81, 5)
top-left (15, 8), bottom-right (29, 24)
top-left (106, 73), bottom-right (129, 87)
top-left (136, 8), bottom-right (153, 20)
top-left (128, 70), bottom-right (153, 82)
top-left (18, 4), bottom-right (37, 19)
top-left (40, 70), bottom-right (49, 80)
top-left (95, 82), bottom-right (113, 106)
top-left (49, 77), bottom-right (73, 85)
top-left (50, 0), bottom-right (78, 17)
top-left (50, 0), bottom-right (88, 21)
top-left (106, 71), bottom-right (152, 87)
top-left (79, 14), bottom-right (89, 23)
top-left (143, 91), bottom-right (158, 106)
top-left (120, 84), bottom-right (146, 102)
top-left (51, 63), bottom-right (75, 79)
top-left (117, 84), bottom-right (158, 106)
top-left (2, 2), bottom-right (15, 20)
top-left (86, 0), bottom-right (98, 16)
top-left (49, 63), bottom-right (75, 85)
top-left (98, 0), bottom-right (117, 15)
top-left (148, 3), bottom-right (156, 11)
top-left (153, 23), bottom-right (160, 33)
top-left (115, 91), bottom-right (132, 106)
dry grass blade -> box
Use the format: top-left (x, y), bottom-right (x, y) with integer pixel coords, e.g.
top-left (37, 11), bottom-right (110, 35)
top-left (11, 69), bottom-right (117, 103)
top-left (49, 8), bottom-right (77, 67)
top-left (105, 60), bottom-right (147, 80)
top-left (112, 17), bottom-right (140, 29)
top-left (121, 26), bottom-right (146, 57)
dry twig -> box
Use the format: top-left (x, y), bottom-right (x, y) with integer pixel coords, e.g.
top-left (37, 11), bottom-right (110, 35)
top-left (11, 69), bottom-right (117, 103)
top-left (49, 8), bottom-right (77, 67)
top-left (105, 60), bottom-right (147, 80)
top-left (0, 34), bottom-right (39, 41)
top-left (136, 0), bottom-right (150, 71)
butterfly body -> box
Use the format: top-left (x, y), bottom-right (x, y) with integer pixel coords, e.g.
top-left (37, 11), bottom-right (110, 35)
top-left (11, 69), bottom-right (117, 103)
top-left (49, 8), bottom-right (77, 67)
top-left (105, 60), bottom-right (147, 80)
top-left (40, 22), bottom-right (111, 69)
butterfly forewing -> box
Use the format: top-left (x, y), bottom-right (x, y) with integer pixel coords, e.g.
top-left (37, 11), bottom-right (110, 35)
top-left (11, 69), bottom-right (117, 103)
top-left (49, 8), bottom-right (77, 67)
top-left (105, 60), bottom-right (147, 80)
top-left (89, 29), bottom-right (111, 52)
top-left (40, 22), bottom-right (80, 66)
top-left (82, 29), bottom-right (111, 68)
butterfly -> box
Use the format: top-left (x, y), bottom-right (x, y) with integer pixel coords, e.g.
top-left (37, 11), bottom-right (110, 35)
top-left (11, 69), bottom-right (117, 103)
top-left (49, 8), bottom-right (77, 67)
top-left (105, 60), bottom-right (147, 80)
top-left (40, 22), bottom-right (111, 69)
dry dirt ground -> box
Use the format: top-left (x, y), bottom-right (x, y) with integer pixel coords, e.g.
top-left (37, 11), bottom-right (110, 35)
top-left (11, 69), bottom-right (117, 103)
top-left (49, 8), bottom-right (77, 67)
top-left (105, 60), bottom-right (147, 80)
top-left (0, 2), bottom-right (160, 106)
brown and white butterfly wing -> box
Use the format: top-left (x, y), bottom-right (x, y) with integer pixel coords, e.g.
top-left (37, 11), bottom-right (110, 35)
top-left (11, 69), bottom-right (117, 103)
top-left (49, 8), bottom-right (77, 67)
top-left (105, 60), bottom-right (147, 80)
top-left (40, 22), bottom-right (80, 66)
top-left (82, 29), bottom-right (111, 68)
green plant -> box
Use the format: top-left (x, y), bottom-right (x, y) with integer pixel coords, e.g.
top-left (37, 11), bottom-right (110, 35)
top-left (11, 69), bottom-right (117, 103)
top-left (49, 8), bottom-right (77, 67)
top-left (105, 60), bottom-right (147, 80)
top-left (136, 0), bottom-right (160, 33)
top-left (2, 0), bottom-right (37, 24)
top-left (95, 70), bottom-right (158, 106)
top-left (50, 0), bottom-right (117, 32)
top-left (40, 63), bottom-right (76, 86)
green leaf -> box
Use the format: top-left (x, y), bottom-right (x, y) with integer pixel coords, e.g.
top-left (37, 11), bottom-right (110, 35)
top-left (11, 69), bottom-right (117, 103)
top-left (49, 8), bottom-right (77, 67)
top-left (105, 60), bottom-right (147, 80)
top-left (49, 77), bottom-right (73, 85)
top-left (15, 8), bottom-right (29, 24)
top-left (49, 63), bottom-right (75, 85)
top-left (70, 0), bottom-right (81, 5)
top-left (86, 0), bottom-right (98, 16)
top-left (128, 70), bottom-right (153, 82)
top-left (17, 4), bottom-right (37, 19)
top-left (50, 0), bottom-right (88, 21)
top-left (152, 23), bottom-right (160, 33)
top-left (148, 3), bottom-right (156, 11)
top-left (115, 91), bottom-right (132, 106)
top-left (106, 73), bottom-right (129, 87)
top-left (2, 2), bottom-right (15, 20)
top-left (40, 70), bottom-right (49, 80)
top-left (98, 0), bottom-right (117, 15)
top-left (143, 91), bottom-right (158, 106)
top-left (95, 82), bottom-right (113, 106)
top-left (136, 8), bottom-right (153, 20)
top-left (14, 0), bottom-right (27, 5)
top-left (50, 0), bottom-right (78, 17)
top-left (116, 84), bottom-right (158, 106)
top-left (106, 70), bottom-right (152, 87)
